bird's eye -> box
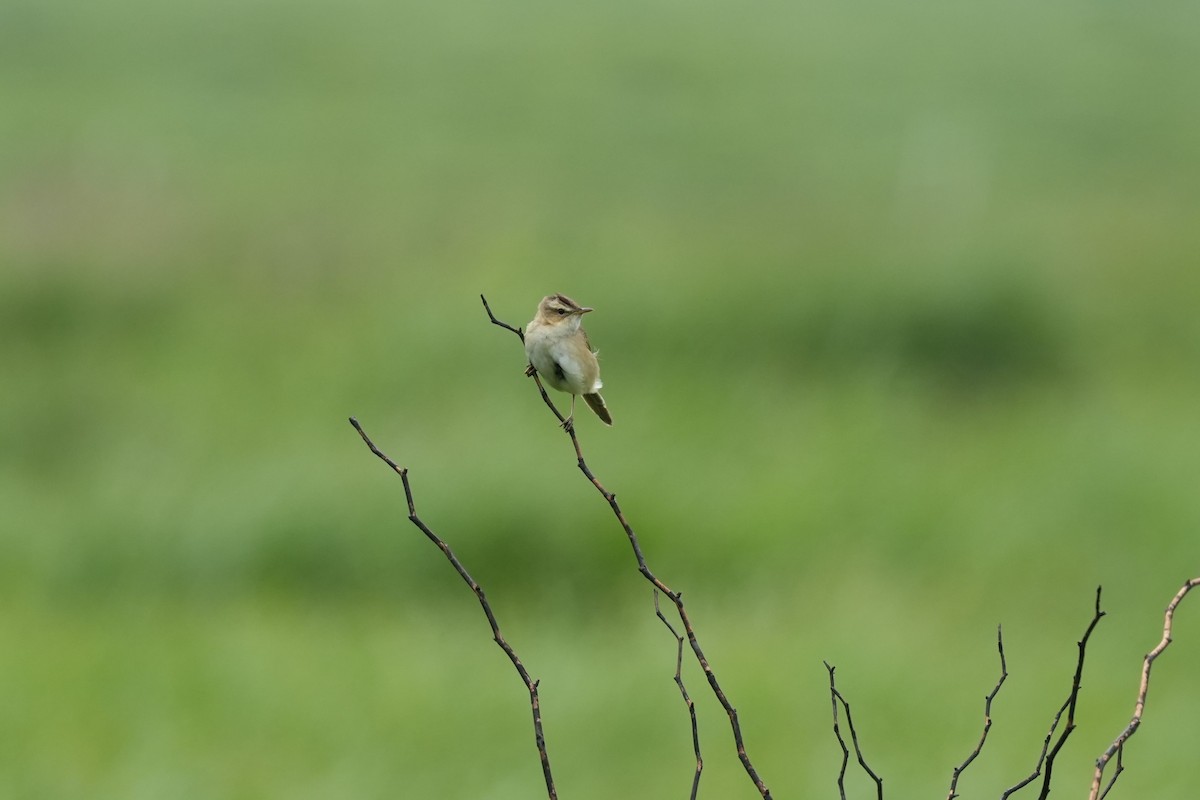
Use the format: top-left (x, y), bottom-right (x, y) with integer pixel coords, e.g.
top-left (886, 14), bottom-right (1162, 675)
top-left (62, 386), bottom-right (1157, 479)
top-left (555, 308), bottom-right (567, 315)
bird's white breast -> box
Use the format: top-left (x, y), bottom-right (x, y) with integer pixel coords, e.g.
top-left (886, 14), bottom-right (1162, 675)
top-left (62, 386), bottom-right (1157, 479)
top-left (524, 323), bottom-right (601, 395)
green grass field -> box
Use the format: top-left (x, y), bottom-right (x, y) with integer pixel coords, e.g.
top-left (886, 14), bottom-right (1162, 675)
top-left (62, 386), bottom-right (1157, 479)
top-left (3, 0), bottom-right (1200, 797)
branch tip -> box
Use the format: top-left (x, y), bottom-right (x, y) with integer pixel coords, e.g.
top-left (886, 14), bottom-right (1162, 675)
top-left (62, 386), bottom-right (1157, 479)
top-left (1089, 576), bottom-right (1200, 799)
top-left (485, 295), bottom-right (773, 799)
top-left (350, 416), bottom-right (557, 799)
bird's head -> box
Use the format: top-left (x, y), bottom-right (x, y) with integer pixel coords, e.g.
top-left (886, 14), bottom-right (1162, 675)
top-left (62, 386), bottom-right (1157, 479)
top-left (536, 293), bottom-right (594, 328)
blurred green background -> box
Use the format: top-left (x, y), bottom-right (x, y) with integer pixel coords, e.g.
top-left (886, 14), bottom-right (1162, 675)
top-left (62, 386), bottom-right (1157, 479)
top-left (3, 0), bottom-right (1199, 797)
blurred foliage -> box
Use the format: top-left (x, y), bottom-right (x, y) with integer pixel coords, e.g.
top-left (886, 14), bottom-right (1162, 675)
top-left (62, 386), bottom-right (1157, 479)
top-left (2, 0), bottom-right (1200, 797)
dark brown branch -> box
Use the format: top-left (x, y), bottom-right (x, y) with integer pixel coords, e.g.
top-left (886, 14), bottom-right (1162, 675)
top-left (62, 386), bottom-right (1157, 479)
top-left (826, 665), bottom-right (851, 800)
top-left (946, 625), bottom-right (1008, 799)
top-left (824, 662), bottom-right (883, 800)
top-left (1013, 698), bottom-right (1070, 799)
top-left (482, 294), bottom-right (773, 799)
top-left (481, 293), bottom-right (526, 341)
top-left (1001, 587), bottom-right (1105, 799)
top-left (1097, 745), bottom-right (1123, 800)
top-left (348, 416), bottom-right (557, 800)
top-left (654, 590), bottom-right (703, 800)
top-left (1089, 576), bottom-right (1200, 800)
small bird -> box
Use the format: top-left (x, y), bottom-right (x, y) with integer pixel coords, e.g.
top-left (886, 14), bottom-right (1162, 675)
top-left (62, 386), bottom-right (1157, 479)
top-left (524, 293), bottom-right (613, 428)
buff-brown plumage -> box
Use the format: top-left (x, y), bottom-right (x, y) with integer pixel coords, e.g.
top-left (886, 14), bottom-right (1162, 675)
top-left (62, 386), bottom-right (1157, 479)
top-left (524, 294), bottom-right (612, 426)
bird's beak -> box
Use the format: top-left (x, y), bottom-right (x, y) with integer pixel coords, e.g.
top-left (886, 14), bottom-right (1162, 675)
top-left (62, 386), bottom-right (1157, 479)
top-left (579, 307), bottom-right (594, 314)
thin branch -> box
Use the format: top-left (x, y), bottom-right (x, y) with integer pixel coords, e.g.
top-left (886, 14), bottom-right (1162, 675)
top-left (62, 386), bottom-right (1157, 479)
top-left (945, 625), bottom-right (1008, 799)
top-left (654, 590), bottom-right (703, 800)
top-left (1097, 745), bottom-right (1123, 800)
top-left (1088, 576), bottom-right (1200, 800)
top-left (824, 662), bottom-right (883, 800)
top-left (483, 294), bottom-right (774, 799)
top-left (348, 416), bottom-right (557, 800)
top-left (826, 664), bottom-right (851, 800)
top-left (1001, 587), bottom-right (1105, 799)
top-left (1002, 698), bottom-right (1068, 799)
top-left (481, 293), bottom-right (526, 341)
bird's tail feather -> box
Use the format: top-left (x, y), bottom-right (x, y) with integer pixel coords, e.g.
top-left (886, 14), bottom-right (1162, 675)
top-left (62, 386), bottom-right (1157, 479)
top-left (583, 393), bottom-right (613, 426)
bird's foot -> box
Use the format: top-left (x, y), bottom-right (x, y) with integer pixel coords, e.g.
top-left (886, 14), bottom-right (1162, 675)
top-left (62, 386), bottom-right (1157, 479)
top-left (559, 415), bottom-right (575, 433)
top-left (524, 363), bottom-right (537, 377)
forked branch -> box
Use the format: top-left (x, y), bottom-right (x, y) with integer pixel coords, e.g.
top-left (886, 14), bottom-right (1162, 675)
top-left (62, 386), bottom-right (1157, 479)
top-left (1001, 587), bottom-right (1105, 800)
top-left (348, 416), bottom-right (557, 800)
top-left (654, 590), bottom-right (703, 800)
top-left (824, 662), bottom-right (883, 800)
top-left (1089, 576), bottom-right (1200, 800)
top-left (482, 294), bottom-right (773, 799)
top-left (945, 625), bottom-right (1008, 799)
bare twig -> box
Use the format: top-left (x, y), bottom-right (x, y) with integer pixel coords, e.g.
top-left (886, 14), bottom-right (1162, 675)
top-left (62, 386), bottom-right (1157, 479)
top-left (824, 662), bottom-right (883, 800)
top-left (1097, 745), bottom-right (1123, 800)
top-left (1088, 576), bottom-right (1200, 800)
top-left (826, 665), bottom-right (851, 800)
top-left (481, 293), bottom-right (526, 341)
top-left (945, 625), bottom-right (1008, 799)
top-left (654, 590), bottom-right (703, 800)
top-left (1001, 587), bottom-right (1105, 799)
top-left (1002, 697), bottom-right (1067, 799)
top-left (348, 416), bottom-right (557, 800)
top-left (483, 294), bottom-right (773, 799)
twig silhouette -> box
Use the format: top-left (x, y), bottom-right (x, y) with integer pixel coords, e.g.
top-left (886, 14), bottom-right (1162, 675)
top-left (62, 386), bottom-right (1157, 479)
top-left (945, 625), bottom-right (1008, 799)
top-left (1097, 746), bottom-right (1123, 800)
top-left (483, 294), bottom-right (773, 799)
top-left (826, 666), bottom-right (850, 800)
top-left (1001, 587), bottom-right (1105, 799)
top-left (824, 662), bottom-right (883, 800)
top-left (348, 416), bottom-right (557, 800)
top-left (1089, 576), bottom-right (1200, 800)
top-left (654, 590), bottom-right (703, 800)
